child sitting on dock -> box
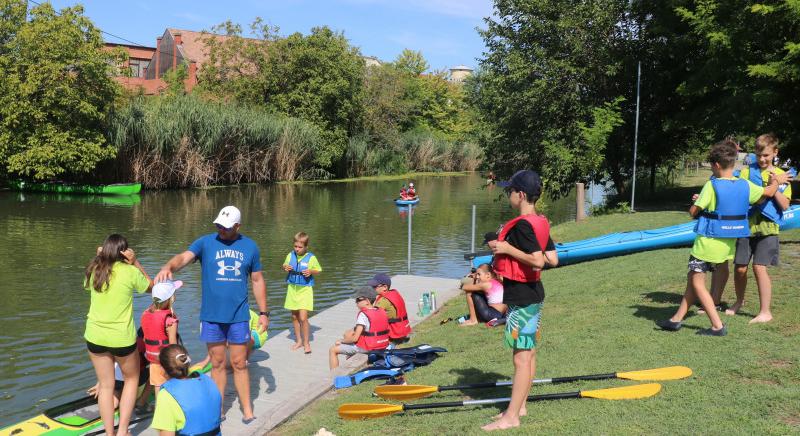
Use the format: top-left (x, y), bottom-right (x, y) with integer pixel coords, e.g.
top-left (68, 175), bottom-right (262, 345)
top-left (657, 139), bottom-right (781, 336)
top-left (329, 286), bottom-right (390, 370)
top-left (370, 273), bottom-right (412, 343)
top-left (141, 280), bottom-right (181, 397)
top-left (283, 232), bottom-right (322, 354)
top-left (459, 263), bottom-right (507, 326)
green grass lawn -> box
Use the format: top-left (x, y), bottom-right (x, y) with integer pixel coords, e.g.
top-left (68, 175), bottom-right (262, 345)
top-left (276, 191), bottom-right (800, 435)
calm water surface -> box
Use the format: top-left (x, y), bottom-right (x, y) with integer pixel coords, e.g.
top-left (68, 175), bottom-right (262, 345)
top-left (0, 173), bottom-right (581, 424)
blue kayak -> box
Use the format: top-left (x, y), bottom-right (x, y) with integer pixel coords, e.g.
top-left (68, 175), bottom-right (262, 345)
top-left (472, 204), bottom-right (800, 268)
top-left (395, 197), bottom-right (420, 206)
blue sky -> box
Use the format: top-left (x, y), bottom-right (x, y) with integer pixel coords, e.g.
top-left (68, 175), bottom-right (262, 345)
top-left (46, 0), bottom-right (493, 71)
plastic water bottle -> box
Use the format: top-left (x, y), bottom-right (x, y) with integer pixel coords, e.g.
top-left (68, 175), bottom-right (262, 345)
top-left (422, 293), bottom-right (431, 315)
top-left (418, 298), bottom-right (424, 316)
top-left (430, 292), bottom-right (437, 312)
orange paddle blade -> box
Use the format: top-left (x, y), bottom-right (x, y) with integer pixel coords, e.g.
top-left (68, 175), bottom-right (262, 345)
top-left (338, 403), bottom-right (404, 420)
top-left (374, 384), bottom-right (439, 400)
top-left (616, 366), bottom-right (692, 381)
top-left (580, 383), bottom-right (662, 400)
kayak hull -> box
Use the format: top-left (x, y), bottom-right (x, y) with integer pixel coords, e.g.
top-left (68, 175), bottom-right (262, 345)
top-left (395, 198), bottom-right (420, 206)
top-left (9, 181), bottom-right (142, 196)
top-left (472, 204), bottom-right (800, 268)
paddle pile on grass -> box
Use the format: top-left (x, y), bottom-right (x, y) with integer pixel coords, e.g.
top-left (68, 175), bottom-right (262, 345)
top-left (338, 366), bottom-right (692, 420)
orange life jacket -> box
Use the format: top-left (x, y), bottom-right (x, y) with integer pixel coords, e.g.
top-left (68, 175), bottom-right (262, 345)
top-left (493, 214), bottom-right (550, 283)
top-left (355, 307), bottom-right (390, 351)
top-left (140, 309), bottom-right (176, 363)
top-left (375, 289), bottom-right (411, 339)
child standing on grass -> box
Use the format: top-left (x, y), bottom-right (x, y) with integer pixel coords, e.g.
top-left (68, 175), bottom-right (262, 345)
top-left (657, 139), bottom-right (781, 336)
top-left (283, 232), bottom-right (321, 354)
top-left (141, 280), bottom-right (181, 400)
top-left (728, 134), bottom-right (792, 322)
top-left (482, 170), bottom-right (558, 431)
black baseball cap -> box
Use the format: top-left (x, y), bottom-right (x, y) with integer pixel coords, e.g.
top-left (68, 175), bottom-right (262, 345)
top-left (482, 232), bottom-right (498, 245)
top-left (367, 273), bottom-right (392, 288)
top-left (497, 170), bottom-right (542, 200)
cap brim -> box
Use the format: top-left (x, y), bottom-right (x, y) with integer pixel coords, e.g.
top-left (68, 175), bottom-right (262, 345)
top-left (496, 181), bottom-right (512, 188)
top-left (172, 280), bottom-right (183, 290)
top-left (213, 217), bottom-right (237, 228)
top-left (366, 279), bottom-right (379, 287)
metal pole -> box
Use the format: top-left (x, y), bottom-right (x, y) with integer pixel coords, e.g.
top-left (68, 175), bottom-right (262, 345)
top-left (470, 205), bottom-right (476, 253)
top-left (407, 204), bottom-right (412, 274)
top-left (631, 61), bottom-right (641, 212)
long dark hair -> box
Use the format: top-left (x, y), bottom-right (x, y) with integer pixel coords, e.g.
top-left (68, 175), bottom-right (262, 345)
top-left (85, 234), bottom-right (128, 292)
top-left (159, 344), bottom-right (191, 379)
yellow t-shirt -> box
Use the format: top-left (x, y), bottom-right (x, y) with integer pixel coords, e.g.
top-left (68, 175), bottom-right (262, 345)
top-left (150, 389), bottom-right (185, 432)
top-left (691, 178), bottom-right (764, 263)
top-left (84, 262), bottom-right (150, 347)
top-left (739, 167), bottom-right (793, 236)
top-left (375, 294), bottom-right (398, 319)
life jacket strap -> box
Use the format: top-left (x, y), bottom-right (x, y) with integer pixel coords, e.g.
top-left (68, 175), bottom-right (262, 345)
top-left (144, 339), bottom-right (170, 346)
top-left (700, 212), bottom-right (747, 221)
top-left (362, 329), bottom-right (390, 337)
top-left (387, 315), bottom-right (408, 323)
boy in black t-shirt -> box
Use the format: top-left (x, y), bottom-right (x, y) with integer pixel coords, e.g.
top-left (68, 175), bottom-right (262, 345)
top-left (482, 170), bottom-right (558, 431)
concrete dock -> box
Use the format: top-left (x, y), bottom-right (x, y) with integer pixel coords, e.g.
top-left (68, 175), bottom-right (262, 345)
top-left (135, 275), bottom-right (460, 435)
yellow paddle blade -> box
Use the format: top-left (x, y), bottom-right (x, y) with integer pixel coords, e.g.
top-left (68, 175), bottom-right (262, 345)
top-left (374, 384), bottom-right (439, 400)
top-left (617, 366), bottom-right (692, 381)
top-left (338, 403), bottom-right (404, 420)
top-left (580, 383), bottom-right (662, 400)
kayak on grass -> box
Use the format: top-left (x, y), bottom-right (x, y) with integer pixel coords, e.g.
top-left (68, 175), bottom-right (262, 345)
top-left (470, 204), bottom-right (800, 268)
top-left (395, 197), bottom-right (420, 206)
top-left (9, 181), bottom-right (142, 196)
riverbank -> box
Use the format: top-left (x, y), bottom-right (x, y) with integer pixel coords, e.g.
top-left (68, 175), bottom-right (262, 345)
top-left (275, 212), bottom-right (800, 434)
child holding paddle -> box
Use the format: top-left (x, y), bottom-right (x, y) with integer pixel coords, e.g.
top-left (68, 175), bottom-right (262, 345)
top-left (283, 232), bottom-right (322, 354)
top-left (657, 139), bottom-right (781, 336)
top-left (483, 170), bottom-right (558, 431)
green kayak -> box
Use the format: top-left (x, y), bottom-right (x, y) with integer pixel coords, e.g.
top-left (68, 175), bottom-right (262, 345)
top-left (9, 181), bottom-right (142, 196)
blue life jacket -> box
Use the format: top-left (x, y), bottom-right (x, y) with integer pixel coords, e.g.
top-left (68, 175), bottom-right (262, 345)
top-left (161, 374), bottom-right (221, 436)
top-left (747, 165), bottom-right (796, 225)
top-left (286, 251), bottom-right (315, 286)
top-left (694, 178), bottom-right (751, 238)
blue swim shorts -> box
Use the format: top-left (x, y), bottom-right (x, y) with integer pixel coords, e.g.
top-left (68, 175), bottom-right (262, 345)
top-left (200, 320), bottom-right (251, 344)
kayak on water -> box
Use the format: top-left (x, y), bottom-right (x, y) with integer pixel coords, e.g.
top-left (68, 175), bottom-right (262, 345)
top-left (469, 204), bottom-right (800, 268)
top-left (9, 181), bottom-right (142, 196)
top-left (395, 197), bottom-right (420, 206)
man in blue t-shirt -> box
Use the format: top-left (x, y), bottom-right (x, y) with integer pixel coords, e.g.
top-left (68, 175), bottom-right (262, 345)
top-left (156, 205), bottom-right (268, 422)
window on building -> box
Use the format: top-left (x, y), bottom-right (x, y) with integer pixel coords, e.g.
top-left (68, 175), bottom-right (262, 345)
top-left (129, 59), bottom-right (150, 78)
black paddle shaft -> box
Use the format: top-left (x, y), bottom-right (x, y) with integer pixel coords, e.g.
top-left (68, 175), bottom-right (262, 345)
top-left (439, 372), bottom-right (617, 392)
top-left (403, 390), bottom-right (583, 410)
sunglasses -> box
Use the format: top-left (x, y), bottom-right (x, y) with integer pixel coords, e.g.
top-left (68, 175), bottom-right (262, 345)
top-left (215, 223), bottom-right (233, 231)
top-left (355, 297), bottom-right (368, 303)
top-left (503, 186), bottom-right (516, 197)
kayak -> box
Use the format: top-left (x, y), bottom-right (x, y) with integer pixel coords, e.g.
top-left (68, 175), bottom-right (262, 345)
top-left (471, 204), bottom-right (800, 268)
top-left (0, 395), bottom-right (107, 436)
top-left (9, 181), bottom-right (142, 196)
top-left (395, 197), bottom-right (420, 206)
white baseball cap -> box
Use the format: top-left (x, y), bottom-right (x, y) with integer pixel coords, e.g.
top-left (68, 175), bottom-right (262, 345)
top-left (409, 182), bottom-right (414, 187)
top-left (213, 205), bottom-right (241, 229)
top-left (153, 280), bottom-right (183, 303)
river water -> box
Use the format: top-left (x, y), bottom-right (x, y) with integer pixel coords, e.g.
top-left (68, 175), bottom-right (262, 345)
top-left (0, 173), bottom-right (586, 425)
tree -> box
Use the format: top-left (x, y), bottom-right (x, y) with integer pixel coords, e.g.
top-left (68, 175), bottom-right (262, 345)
top-left (0, 0), bottom-right (122, 180)
top-left (394, 49), bottom-right (429, 75)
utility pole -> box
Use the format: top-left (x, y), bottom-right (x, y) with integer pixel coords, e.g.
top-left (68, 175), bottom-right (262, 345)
top-left (631, 61), bottom-right (641, 212)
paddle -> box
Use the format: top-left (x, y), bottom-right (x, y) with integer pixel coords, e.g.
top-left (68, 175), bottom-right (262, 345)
top-left (374, 366), bottom-right (691, 400)
top-left (84, 414), bottom-right (153, 436)
top-left (340, 383), bottom-right (662, 420)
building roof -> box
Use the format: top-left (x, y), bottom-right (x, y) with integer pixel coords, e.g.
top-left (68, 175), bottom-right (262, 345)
top-left (450, 65), bottom-right (473, 71)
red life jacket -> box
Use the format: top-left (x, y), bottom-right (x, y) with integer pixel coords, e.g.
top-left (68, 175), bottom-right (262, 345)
top-left (375, 289), bottom-right (412, 339)
top-left (140, 309), bottom-right (176, 363)
top-left (355, 307), bottom-right (390, 351)
top-left (493, 214), bottom-right (551, 283)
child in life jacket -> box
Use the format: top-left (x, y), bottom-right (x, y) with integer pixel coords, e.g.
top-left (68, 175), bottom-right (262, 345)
top-left (369, 273), bottom-right (412, 343)
top-left (283, 232), bottom-right (322, 354)
top-left (329, 286), bottom-right (390, 370)
top-left (400, 184), bottom-right (408, 200)
top-left (657, 139), bottom-right (781, 336)
top-left (150, 344), bottom-right (222, 436)
top-left (406, 182), bottom-right (417, 199)
top-left (141, 280), bottom-right (181, 398)
top-left (460, 263), bottom-right (507, 326)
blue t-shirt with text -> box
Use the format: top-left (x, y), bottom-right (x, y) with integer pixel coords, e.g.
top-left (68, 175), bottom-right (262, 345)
top-left (188, 233), bottom-right (262, 323)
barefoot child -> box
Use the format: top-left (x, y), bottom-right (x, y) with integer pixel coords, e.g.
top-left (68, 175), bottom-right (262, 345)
top-left (369, 273), bottom-right (412, 343)
top-left (283, 232), bottom-right (321, 354)
top-left (482, 170), bottom-right (558, 431)
top-left (460, 263), bottom-right (507, 326)
top-left (657, 139), bottom-right (780, 336)
top-left (329, 286), bottom-right (390, 370)
top-left (150, 345), bottom-right (221, 436)
top-left (729, 134), bottom-right (792, 322)
top-left (141, 280), bottom-right (181, 399)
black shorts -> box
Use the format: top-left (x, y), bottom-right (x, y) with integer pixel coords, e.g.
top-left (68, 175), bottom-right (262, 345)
top-left (86, 341), bottom-right (137, 357)
top-left (734, 235), bottom-right (779, 266)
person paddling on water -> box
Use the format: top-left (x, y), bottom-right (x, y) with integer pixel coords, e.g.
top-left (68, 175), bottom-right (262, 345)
top-left (406, 182), bottom-right (417, 199)
top-left (155, 206), bottom-right (268, 424)
top-left (84, 234), bottom-right (153, 436)
top-left (482, 170), bottom-right (558, 432)
top-left (150, 344), bottom-right (222, 436)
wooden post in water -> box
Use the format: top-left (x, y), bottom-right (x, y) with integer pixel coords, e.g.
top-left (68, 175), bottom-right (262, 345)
top-left (576, 182), bottom-right (586, 221)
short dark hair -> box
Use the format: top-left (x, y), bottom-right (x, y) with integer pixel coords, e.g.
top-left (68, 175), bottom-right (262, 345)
top-left (708, 139), bottom-right (738, 169)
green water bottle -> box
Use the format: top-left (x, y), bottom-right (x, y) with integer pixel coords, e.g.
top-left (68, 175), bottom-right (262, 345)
top-left (422, 293), bottom-right (431, 315)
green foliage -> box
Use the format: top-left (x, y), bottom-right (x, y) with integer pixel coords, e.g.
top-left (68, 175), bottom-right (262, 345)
top-left (162, 61), bottom-right (189, 97)
top-left (589, 200), bottom-right (631, 216)
top-left (393, 48), bottom-right (429, 75)
top-left (0, 0), bottom-right (122, 180)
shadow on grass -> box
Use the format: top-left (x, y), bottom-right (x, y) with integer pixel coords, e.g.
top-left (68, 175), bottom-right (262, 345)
top-left (447, 367), bottom-right (514, 402)
top-left (641, 291), bottom-right (683, 304)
